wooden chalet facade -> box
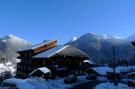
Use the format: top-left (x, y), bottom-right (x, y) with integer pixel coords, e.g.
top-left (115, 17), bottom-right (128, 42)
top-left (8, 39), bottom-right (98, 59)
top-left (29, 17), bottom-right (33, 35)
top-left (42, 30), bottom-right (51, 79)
top-left (16, 40), bottom-right (89, 78)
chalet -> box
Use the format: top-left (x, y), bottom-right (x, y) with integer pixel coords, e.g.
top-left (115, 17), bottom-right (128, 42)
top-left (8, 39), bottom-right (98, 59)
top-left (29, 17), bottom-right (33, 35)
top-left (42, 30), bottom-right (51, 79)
top-left (29, 67), bottom-right (51, 80)
top-left (16, 40), bottom-right (89, 78)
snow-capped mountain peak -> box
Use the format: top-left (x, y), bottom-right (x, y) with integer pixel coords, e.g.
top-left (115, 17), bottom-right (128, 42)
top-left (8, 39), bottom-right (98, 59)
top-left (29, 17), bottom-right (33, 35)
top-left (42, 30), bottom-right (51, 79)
top-left (6, 34), bottom-right (16, 38)
top-left (67, 33), bottom-right (135, 65)
top-left (65, 37), bottom-right (78, 45)
top-left (4, 34), bottom-right (21, 40)
top-left (2, 34), bottom-right (31, 48)
top-left (71, 37), bottom-right (77, 41)
top-left (4, 34), bottom-right (27, 42)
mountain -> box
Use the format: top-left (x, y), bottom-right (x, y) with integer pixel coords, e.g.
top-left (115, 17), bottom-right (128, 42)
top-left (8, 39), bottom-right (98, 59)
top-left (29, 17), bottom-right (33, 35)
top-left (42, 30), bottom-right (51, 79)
top-left (66, 37), bottom-right (78, 44)
top-left (0, 33), bottom-right (134, 67)
top-left (126, 33), bottom-right (135, 41)
top-left (0, 34), bottom-right (31, 63)
top-left (67, 33), bottom-right (135, 66)
top-left (0, 34), bottom-right (31, 77)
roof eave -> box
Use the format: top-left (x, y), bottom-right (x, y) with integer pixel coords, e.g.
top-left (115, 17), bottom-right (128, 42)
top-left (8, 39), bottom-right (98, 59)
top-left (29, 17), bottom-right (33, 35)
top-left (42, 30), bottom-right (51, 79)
top-left (131, 42), bottom-right (135, 47)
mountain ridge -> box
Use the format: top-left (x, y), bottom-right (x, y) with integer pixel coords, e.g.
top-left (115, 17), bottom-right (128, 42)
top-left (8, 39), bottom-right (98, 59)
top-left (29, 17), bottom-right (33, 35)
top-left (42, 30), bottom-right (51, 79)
top-left (67, 33), bottom-right (135, 65)
top-left (0, 34), bottom-right (31, 63)
top-left (0, 33), bottom-right (135, 66)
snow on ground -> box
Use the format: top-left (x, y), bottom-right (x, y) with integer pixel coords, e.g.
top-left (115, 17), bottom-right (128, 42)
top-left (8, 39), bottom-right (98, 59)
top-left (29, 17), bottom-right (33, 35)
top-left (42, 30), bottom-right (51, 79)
top-left (2, 75), bottom-right (135, 89)
top-left (3, 78), bottom-right (35, 89)
top-left (26, 77), bottom-right (70, 89)
top-left (25, 76), bottom-right (90, 89)
top-left (0, 62), bottom-right (15, 75)
top-left (2, 76), bottom-right (91, 89)
top-left (94, 82), bottom-right (135, 89)
top-left (1, 66), bottom-right (135, 89)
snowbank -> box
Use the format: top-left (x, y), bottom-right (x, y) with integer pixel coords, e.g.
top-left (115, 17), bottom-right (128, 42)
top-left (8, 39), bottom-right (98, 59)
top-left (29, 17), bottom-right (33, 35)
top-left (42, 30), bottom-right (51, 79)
top-left (3, 78), bottom-right (35, 89)
top-left (94, 82), bottom-right (135, 89)
top-left (3, 76), bottom-right (90, 89)
top-left (26, 77), bottom-right (72, 89)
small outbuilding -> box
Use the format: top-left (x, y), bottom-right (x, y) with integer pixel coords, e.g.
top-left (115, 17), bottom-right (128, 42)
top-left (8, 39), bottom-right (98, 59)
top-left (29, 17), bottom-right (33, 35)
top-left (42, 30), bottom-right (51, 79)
top-left (29, 67), bottom-right (51, 80)
top-left (83, 60), bottom-right (96, 68)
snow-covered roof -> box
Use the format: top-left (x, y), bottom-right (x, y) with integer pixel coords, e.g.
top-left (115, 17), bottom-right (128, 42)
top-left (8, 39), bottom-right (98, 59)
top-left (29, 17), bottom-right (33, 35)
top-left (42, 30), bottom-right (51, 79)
top-left (92, 67), bottom-right (113, 75)
top-left (34, 45), bottom-right (89, 58)
top-left (18, 40), bottom-right (55, 51)
top-left (29, 67), bottom-right (51, 76)
top-left (91, 66), bottom-right (135, 76)
top-left (127, 72), bottom-right (135, 76)
top-left (129, 79), bottom-right (135, 84)
top-left (83, 60), bottom-right (95, 64)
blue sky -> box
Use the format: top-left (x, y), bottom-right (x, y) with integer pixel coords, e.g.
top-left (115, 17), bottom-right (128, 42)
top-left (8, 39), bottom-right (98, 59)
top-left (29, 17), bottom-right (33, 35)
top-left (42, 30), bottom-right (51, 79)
top-left (0, 0), bottom-right (135, 44)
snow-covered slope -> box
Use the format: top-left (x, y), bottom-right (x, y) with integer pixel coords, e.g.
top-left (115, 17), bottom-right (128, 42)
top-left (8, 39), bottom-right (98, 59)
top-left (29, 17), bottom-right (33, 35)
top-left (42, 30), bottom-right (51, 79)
top-left (0, 62), bottom-right (16, 76)
top-left (67, 33), bottom-right (135, 65)
top-left (0, 34), bottom-right (31, 63)
top-left (0, 34), bottom-right (31, 78)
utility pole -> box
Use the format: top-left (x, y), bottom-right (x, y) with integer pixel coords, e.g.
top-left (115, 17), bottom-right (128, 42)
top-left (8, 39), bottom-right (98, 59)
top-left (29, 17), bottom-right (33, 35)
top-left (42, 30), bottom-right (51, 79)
top-left (113, 45), bottom-right (116, 75)
top-left (113, 45), bottom-right (118, 86)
